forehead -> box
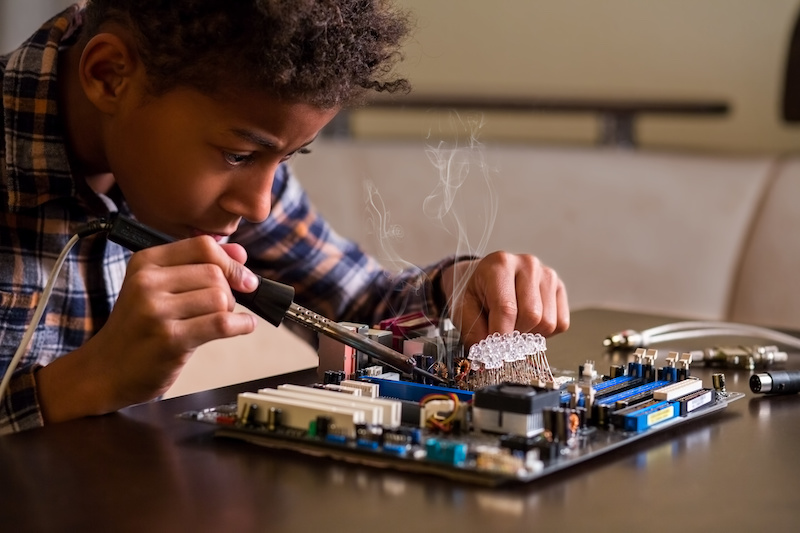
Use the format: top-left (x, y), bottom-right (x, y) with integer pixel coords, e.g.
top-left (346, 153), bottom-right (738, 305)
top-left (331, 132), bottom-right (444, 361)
top-left (154, 85), bottom-right (339, 147)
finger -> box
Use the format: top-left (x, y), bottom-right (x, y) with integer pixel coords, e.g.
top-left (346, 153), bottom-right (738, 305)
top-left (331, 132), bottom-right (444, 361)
top-left (479, 254), bottom-right (522, 336)
top-left (484, 284), bottom-right (519, 339)
top-left (168, 311), bottom-right (258, 351)
top-left (554, 280), bottom-right (571, 334)
top-left (131, 236), bottom-right (259, 294)
top-left (125, 264), bottom-right (238, 312)
top-left (534, 281), bottom-right (558, 336)
top-left (457, 295), bottom-right (490, 350)
top-left (457, 252), bottom-right (519, 347)
top-left (129, 235), bottom-right (222, 267)
top-left (163, 286), bottom-right (240, 320)
top-left (512, 264), bottom-right (544, 334)
top-left (526, 266), bottom-right (562, 336)
top-left (133, 261), bottom-right (234, 294)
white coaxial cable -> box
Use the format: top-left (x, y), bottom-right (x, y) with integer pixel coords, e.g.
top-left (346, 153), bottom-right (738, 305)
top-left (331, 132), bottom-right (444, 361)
top-left (604, 321), bottom-right (800, 351)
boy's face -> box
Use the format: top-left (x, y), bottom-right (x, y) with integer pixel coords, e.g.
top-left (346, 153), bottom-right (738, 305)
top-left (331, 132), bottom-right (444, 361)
top-left (103, 83), bottom-right (339, 240)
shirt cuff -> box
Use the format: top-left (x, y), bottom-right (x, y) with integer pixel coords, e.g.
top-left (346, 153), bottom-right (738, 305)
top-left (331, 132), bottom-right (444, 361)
top-left (0, 365), bottom-right (45, 435)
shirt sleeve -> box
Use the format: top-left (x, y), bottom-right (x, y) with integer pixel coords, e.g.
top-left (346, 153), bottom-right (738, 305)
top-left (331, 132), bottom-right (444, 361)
top-left (0, 365), bottom-right (44, 435)
top-left (231, 163), bottom-right (472, 326)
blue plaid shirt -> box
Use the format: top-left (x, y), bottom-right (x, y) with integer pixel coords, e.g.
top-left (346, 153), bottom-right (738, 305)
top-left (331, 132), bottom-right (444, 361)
top-left (0, 6), bottom-right (452, 433)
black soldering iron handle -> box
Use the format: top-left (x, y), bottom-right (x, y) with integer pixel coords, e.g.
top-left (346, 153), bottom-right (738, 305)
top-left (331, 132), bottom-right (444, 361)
top-left (749, 370), bottom-right (800, 394)
top-left (230, 283), bottom-right (294, 328)
top-left (105, 213), bottom-right (294, 327)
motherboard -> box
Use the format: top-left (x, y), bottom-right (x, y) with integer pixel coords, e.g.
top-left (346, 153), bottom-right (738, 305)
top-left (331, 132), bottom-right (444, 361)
top-left (180, 328), bottom-right (743, 486)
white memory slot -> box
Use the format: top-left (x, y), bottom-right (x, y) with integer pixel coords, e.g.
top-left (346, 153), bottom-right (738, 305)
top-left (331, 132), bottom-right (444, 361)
top-left (257, 387), bottom-right (383, 425)
top-left (237, 392), bottom-right (365, 438)
top-left (321, 384), bottom-right (362, 396)
top-left (653, 377), bottom-right (703, 401)
top-left (276, 384), bottom-right (402, 428)
top-left (338, 380), bottom-right (379, 398)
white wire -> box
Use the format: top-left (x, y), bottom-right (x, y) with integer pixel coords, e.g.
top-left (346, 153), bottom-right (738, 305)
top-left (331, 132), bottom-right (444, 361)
top-left (0, 234), bottom-right (80, 402)
top-left (643, 324), bottom-right (800, 351)
top-left (640, 320), bottom-right (787, 338)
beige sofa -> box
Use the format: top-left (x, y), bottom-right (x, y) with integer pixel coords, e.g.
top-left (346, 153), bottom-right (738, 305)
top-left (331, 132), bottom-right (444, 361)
top-left (164, 140), bottom-right (799, 397)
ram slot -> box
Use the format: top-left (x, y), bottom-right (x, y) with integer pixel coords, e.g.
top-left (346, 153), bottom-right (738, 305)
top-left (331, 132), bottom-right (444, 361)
top-left (622, 401), bottom-right (679, 432)
top-left (592, 376), bottom-right (640, 395)
top-left (609, 399), bottom-right (662, 428)
top-left (596, 381), bottom-right (671, 407)
top-left (592, 380), bottom-right (670, 424)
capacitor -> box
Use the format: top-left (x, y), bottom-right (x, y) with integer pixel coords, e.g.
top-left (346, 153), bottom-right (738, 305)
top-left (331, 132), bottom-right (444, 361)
top-left (712, 373), bottom-right (727, 393)
top-left (245, 403), bottom-right (259, 425)
top-left (610, 365), bottom-right (626, 378)
top-left (554, 408), bottom-right (568, 442)
top-left (267, 406), bottom-right (282, 431)
top-left (542, 407), bottom-right (555, 440)
top-left (316, 415), bottom-right (331, 437)
top-left (324, 370), bottom-right (345, 385)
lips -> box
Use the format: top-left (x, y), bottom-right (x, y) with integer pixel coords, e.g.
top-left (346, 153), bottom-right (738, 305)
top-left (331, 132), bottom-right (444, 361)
top-left (190, 229), bottom-right (232, 243)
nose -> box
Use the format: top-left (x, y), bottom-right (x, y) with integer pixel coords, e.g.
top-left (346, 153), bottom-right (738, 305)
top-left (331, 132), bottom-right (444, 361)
top-left (220, 164), bottom-right (277, 223)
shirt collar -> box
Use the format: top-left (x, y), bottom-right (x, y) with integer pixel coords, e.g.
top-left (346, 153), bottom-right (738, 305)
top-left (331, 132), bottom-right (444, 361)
top-left (2, 5), bottom-right (83, 213)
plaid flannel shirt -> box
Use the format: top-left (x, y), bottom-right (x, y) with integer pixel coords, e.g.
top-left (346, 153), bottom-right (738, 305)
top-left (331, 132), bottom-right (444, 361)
top-left (0, 6), bottom-right (454, 434)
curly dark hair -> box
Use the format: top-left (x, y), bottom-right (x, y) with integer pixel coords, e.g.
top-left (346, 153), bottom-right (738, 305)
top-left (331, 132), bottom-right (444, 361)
top-left (83, 0), bottom-right (412, 108)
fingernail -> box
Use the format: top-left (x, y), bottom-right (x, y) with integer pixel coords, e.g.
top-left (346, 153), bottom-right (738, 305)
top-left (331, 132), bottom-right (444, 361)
top-left (243, 271), bottom-right (259, 292)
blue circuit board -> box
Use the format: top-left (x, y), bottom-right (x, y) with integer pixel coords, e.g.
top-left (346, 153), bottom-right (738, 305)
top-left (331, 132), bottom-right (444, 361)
top-left (180, 362), bottom-right (744, 486)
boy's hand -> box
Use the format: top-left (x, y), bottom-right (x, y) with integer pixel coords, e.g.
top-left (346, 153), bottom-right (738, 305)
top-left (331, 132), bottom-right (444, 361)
top-left (441, 251), bottom-right (570, 349)
top-left (37, 236), bottom-right (258, 421)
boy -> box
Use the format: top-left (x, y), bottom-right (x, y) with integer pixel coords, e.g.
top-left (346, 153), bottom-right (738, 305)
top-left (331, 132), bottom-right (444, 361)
top-left (0, 0), bottom-right (569, 434)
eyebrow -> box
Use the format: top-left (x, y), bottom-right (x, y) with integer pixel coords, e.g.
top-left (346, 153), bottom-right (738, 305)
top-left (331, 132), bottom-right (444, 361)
top-left (230, 128), bottom-right (277, 148)
top-left (229, 129), bottom-right (319, 151)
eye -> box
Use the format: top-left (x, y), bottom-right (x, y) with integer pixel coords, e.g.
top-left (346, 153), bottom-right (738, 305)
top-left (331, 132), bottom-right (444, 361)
top-left (223, 152), bottom-right (255, 166)
top-left (280, 147), bottom-right (313, 163)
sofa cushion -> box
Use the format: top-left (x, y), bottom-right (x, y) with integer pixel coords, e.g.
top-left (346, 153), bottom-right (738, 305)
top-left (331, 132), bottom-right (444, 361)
top-left (728, 156), bottom-right (800, 329)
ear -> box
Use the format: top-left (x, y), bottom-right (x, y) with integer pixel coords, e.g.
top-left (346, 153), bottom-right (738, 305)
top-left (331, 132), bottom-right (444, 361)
top-left (78, 32), bottom-right (141, 115)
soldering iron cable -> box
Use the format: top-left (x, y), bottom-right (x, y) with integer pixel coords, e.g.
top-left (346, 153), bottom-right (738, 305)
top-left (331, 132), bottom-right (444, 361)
top-left (0, 220), bottom-right (114, 402)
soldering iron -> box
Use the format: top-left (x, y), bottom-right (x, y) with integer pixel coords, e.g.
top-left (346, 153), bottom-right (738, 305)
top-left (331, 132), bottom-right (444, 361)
top-left (100, 214), bottom-right (446, 385)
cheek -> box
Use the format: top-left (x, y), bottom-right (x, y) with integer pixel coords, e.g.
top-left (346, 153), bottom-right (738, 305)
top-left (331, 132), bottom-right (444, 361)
top-left (111, 145), bottom-right (224, 222)
top-left (154, 164), bottom-right (230, 214)
top-left (105, 116), bottom-right (169, 192)
top-left (111, 121), bottom-right (214, 199)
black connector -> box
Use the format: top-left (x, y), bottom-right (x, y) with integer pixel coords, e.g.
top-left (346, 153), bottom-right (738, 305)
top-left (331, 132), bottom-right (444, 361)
top-left (749, 370), bottom-right (800, 395)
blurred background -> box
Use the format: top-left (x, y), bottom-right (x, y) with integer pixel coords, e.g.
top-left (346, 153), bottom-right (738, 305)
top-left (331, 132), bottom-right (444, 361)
top-left (6, 1), bottom-right (800, 394)
top-left (3, 0), bottom-right (800, 154)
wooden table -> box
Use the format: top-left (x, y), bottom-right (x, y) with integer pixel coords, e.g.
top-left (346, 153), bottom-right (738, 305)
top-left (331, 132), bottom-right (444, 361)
top-left (2, 309), bottom-right (798, 532)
